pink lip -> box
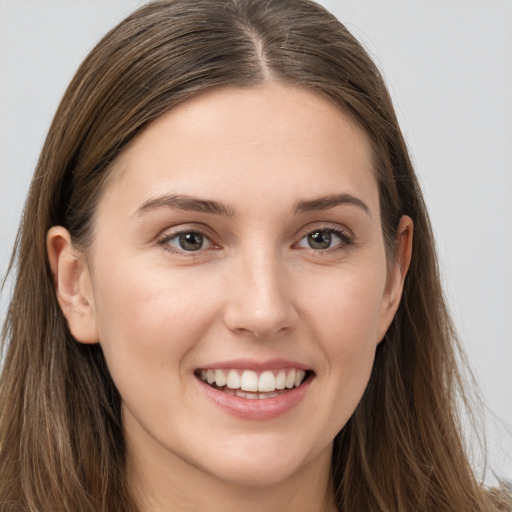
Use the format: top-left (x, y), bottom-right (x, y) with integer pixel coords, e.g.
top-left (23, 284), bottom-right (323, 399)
top-left (194, 372), bottom-right (313, 421)
top-left (198, 358), bottom-right (310, 371)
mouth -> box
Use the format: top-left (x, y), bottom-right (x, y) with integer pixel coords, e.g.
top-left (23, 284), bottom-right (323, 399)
top-left (194, 368), bottom-right (314, 400)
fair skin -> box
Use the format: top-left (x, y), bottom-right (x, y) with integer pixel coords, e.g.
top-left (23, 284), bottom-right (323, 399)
top-left (48, 82), bottom-right (412, 512)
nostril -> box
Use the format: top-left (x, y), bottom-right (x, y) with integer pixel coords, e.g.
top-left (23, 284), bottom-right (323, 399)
top-left (224, 307), bottom-right (298, 339)
top-left (232, 325), bottom-right (291, 339)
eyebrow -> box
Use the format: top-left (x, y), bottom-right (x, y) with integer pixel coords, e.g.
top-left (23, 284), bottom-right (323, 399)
top-left (293, 193), bottom-right (371, 216)
top-left (136, 193), bottom-right (236, 217)
top-left (135, 192), bottom-right (370, 218)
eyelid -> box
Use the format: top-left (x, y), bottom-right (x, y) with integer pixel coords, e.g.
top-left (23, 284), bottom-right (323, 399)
top-left (156, 224), bottom-right (220, 254)
top-left (293, 223), bottom-right (355, 251)
top-left (155, 221), bottom-right (355, 256)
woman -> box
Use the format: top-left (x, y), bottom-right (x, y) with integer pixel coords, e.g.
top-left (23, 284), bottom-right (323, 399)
top-left (0, 0), bottom-right (510, 510)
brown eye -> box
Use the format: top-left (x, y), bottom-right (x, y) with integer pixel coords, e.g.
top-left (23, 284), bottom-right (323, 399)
top-left (179, 232), bottom-right (204, 251)
top-left (307, 230), bottom-right (333, 250)
top-left (165, 231), bottom-right (212, 252)
top-left (297, 227), bottom-right (352, 251)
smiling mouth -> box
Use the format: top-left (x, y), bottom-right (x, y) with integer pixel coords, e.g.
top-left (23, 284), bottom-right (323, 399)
top-left (195, 368), bottom-right (313, 399)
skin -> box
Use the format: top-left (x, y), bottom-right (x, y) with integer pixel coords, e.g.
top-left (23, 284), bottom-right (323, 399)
top-left (48, 82), bottom-right (412, 512)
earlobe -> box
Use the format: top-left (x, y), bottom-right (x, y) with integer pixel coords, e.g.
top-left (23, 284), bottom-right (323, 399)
top-left (378, 215), bottom-right (414, 341)
top-left (47, 226), bottom-right (99, 344)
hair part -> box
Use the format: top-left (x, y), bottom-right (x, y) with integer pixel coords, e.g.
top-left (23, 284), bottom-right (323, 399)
top-left (1, 1), bottom-right (510, 510)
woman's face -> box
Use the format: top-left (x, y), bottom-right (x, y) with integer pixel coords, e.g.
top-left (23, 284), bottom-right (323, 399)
top-left (56, 83), bottom-right (410, 489)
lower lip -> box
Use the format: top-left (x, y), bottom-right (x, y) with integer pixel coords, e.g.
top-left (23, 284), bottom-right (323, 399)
top-left (195, 375), bottom-right (313, 421)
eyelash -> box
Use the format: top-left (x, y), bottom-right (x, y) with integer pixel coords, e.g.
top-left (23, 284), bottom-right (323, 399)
top-left (294, 226), bottom-right (354, 252)
top-left (157, 224), bottom-right (354, 256)
top-left (157, 228), bottom-right (218, 256)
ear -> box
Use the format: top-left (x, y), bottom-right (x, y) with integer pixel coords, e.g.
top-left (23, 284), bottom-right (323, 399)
top-left (47, 226), bottom-right (99, 344)
top-left (377, 215), bottom-right (413, 342)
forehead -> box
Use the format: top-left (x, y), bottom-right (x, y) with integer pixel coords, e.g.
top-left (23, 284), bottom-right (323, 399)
top-left (100, 82), bottom-right (378, 216)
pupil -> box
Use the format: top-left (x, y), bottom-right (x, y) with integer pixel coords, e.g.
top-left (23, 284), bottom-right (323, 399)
top-left (308, 230), bottom-right (331, 250)
top-left (179, 232), bottom-right (203, 251)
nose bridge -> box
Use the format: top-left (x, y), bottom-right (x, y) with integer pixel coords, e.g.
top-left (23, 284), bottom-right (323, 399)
top-left (223, 243), bottom-right (297, 338)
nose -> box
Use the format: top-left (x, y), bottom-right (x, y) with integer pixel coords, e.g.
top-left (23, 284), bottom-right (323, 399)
top-left (222, 248), bottom-right (298, 339)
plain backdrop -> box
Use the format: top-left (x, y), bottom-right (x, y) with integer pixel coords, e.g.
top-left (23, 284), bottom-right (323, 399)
top-left (1, 0), bottom-right (511, 483)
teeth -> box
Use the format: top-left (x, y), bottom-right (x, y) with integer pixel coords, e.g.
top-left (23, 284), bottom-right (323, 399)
top-left (240, 370), bottom-right (258, 392)
top-left (275, 370), bottom-right (286, 390)
top-left (258, 371), bottom-right (276, 392)
top-left (285, 369), bottom-right (296, 389)
top-left (214, 369), bottom-right (227, 387)
top-left (200, 368), bottom-right (308, 394)
top-left (226, 369), bottom-right (241, 389)
top-left (236, 390), bottom-right (258, 399)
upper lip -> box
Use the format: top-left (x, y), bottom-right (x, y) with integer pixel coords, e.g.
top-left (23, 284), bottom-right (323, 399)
top-left (196, 358), bottom-right (312, 372)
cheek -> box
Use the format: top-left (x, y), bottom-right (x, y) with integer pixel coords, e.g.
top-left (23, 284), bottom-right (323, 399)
top-left (304, 263), bottom-right (386, 349)
top-left (91, 258), bottom-right (222, 383)
top-left (301, 264), bottom-right (386, 422)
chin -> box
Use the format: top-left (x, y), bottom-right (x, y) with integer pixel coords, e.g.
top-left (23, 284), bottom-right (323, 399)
top-left (206, 457), bottom-right (302, 488)
top-left (196, 435), bottom-right (323, 488)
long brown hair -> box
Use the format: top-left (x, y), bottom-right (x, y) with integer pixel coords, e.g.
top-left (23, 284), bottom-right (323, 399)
top-left (1, 1), bottom-right (510, 510)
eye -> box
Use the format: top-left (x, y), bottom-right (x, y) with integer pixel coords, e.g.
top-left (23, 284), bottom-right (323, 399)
top-left (297, 227), bottom-right (351, 251)
top-left (161, 230), bottom-right (213, 253)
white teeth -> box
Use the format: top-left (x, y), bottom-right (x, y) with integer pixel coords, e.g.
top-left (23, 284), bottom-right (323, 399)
top-left (240, 370), bottom-right (258, 392)
top-left (295, 370), bottom-right (306, 387)
top-left (275, 370), bottom-right (286, 390)
top-left (258, 371), bottom-right (276, 392)
top-left (285, 369), bottom-right (296, 389)
top-left (236, 390), bottom-right (258, 399)
top-left (214, 369), bottom-right (227, 387)
top-left (226, 369), bottom-right (240, 389)
top-left (199, 367), bottom-right (308, 395)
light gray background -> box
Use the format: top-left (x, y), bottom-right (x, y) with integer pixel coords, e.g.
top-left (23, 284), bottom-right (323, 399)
top-left (1, 0), bottom-right (511, 482)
